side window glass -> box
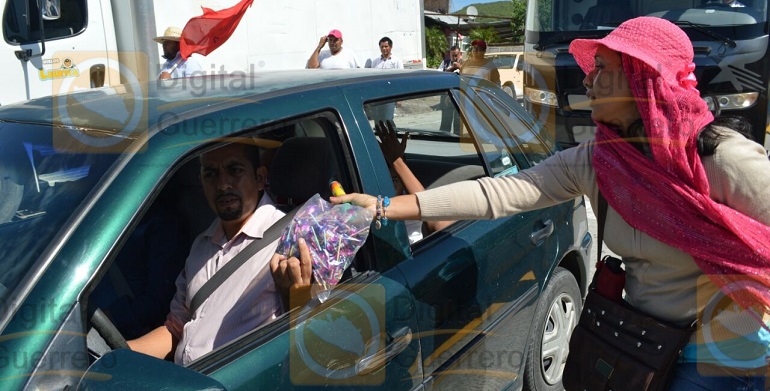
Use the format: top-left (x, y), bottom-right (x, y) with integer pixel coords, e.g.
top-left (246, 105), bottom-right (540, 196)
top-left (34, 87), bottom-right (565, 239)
top-left (477, 89), bottom-right (555, 166)
top-left (3, 0), bottom-right (87, 45)
top-left (364, 92), bottom-right (496, 245)
top-left (452, 90), bottom-right (520, 176)
top-left (85, 112), bottom-right (366, 359)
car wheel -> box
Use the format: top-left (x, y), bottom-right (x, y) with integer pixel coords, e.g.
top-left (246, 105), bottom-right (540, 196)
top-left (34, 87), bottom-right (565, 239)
top-left (524, 266), bottom-right (581, 391)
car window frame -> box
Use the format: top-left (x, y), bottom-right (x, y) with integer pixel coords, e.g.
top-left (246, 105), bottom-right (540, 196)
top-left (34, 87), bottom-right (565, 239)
top-left (359, 88), bottom-right (510, 251)
top-left (79, 108), bottom-right (379, 373)
top-left (451, 87), bottom-right (529, 172)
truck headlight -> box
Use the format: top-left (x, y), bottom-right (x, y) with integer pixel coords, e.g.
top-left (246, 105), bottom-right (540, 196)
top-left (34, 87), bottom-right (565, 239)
top-left (524, 87), bottom-right (558, 107)
top-left (705, 92), bottom-right (759, 110)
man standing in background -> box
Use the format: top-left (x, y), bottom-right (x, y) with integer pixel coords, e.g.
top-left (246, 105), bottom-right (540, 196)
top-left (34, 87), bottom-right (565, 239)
top-left (307, 29), bottom-right (361, 69)
top-left (439, 45), bottom-right (463, 73)
top-left (155, 26), bottom-right (203, 80)
top-left (366, 37), bottom-right (403, 69)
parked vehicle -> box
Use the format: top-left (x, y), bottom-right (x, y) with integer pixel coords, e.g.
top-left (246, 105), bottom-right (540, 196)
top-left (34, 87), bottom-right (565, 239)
top-left (0, 69), bottom-right (591, 391)
top-left (523, 0), bottom-right (770, 148)
top-left (485, 45), bottom-right (525, 103)
top-left (0, 0), bottom-right (426, 105)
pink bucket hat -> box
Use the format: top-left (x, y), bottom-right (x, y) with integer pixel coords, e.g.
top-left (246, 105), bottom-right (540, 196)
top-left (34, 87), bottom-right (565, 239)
top-left (569, 17), bottom-right (694, 87)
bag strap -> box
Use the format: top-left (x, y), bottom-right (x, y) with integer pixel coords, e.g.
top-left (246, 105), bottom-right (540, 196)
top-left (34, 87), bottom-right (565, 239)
top-left (189, 207), bottom-right (298, 315)
top-left (597, 191), bottom-right (608, 263)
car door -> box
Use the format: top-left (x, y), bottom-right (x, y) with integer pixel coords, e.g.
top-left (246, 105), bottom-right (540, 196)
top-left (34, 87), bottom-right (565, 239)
top-left (79, 89), bottom-right (422, 391)
top-left (349, 83), bottom-right (551, 391)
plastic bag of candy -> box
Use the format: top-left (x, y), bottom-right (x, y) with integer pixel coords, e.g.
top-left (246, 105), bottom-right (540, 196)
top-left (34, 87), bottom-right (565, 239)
top-left (275, 193), bottom-right (374, 290)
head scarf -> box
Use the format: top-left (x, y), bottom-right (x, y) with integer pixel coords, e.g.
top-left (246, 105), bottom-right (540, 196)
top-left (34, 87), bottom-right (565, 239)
top-left (570, 17), bottom-right (770, 314)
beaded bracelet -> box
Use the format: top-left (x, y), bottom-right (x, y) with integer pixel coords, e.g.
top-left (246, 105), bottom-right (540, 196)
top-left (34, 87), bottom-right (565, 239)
top-left (374, 195), bottom-right (391, 230)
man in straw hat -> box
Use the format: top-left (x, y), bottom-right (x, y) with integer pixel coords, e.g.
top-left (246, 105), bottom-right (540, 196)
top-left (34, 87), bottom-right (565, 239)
top-left (155, 26), bottom-right (203, 80)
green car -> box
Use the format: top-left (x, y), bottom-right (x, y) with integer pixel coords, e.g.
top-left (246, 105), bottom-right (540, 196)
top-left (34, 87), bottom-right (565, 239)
top-left (0, 70), bottom-right (592, 391)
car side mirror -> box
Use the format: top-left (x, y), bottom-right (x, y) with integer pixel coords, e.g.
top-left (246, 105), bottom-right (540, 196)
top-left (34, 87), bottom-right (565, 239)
top-left (76, 349), bottom-right (227, 391)
top-left (42, 0), bottom-right (61, 20)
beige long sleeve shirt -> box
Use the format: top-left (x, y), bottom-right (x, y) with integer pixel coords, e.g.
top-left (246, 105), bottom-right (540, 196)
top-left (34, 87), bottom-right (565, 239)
top-left (416, 130), bottom-right (770, 341)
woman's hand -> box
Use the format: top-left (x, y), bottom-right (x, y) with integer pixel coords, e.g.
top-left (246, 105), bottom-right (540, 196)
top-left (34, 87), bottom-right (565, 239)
top-left (375, 120), bottom-right (408, 166)
top-left (331, 193), bottom-right (377, 216)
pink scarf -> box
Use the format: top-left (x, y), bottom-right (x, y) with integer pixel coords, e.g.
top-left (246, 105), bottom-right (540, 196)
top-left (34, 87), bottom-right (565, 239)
top-left (592, 56), bottom-right (770, 314)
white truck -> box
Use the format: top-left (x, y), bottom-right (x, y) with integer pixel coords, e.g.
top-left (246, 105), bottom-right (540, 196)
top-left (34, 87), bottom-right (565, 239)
top-left (0, 0), bottom-right (426, 105)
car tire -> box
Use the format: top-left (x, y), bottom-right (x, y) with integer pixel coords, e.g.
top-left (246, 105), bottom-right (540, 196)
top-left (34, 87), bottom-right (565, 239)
top-left (524, 266), bottom-right (581, 391)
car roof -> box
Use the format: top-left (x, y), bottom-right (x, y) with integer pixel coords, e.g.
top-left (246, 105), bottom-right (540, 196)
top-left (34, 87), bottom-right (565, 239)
top-left (0, 69), bottom-right (450, 133)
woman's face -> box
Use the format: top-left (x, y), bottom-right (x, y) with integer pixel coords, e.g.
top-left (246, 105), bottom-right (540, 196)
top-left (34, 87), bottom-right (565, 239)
top-left (584, 46), bottom-right (640, 129)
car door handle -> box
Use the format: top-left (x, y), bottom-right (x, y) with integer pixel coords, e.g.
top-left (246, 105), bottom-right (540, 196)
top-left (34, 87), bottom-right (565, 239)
top-left (529, 219), bottom-right (554, 245)
top-left (356, 326), bottom-right (412, 376)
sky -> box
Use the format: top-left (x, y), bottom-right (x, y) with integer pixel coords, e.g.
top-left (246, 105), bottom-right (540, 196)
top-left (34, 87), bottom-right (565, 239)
top-left (451, 0), bottom-right (503, 12)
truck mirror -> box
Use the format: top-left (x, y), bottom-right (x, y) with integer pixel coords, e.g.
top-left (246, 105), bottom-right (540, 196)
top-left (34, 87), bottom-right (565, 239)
top-left (42, 0), bottom-right (62, 21)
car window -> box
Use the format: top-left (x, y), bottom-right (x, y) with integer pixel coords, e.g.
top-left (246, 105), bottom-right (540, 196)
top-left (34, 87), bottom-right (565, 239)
top-left (85, 111), bottom-right (369, 356)
top-left (476, 89), bottom-right (556, 166)
top-left (363, 92), bottom-right (518, 245)
top-left (3, 0), bottom-right (87, 45)
top-left (0, 123), bottom-right (120, 310)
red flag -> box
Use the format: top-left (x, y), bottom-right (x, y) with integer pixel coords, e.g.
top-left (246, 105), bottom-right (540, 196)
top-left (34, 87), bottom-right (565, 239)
top-left (179, 0), bottom-right (254, 60)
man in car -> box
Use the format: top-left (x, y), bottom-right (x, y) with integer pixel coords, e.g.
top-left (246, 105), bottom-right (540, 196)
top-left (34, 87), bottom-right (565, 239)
top-left (306, 29), bottom-right (361, 69)
top-left (128, 142), bottom-right (311, 365)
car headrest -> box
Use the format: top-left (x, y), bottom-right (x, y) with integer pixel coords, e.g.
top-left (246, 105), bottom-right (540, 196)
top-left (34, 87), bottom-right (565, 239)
top-left (269, 137), bottom-right (336, 204)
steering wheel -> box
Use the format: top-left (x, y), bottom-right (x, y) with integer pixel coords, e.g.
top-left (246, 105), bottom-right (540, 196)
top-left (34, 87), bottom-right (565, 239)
top-left (89, 308), bottom-right (129, 351)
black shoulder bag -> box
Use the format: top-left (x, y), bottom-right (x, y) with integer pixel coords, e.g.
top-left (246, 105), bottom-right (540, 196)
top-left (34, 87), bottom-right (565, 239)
top-left (562, 194), bottom-right (695, 391)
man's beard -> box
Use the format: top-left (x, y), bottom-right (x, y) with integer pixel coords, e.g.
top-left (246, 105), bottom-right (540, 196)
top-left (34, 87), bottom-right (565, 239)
top-left (163, 50), bottom-right (178, 60)
top-left (216, 192), bottom-right (244, 221)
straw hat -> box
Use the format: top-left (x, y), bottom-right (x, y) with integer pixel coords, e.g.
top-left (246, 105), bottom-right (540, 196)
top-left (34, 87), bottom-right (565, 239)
top-left (153, 26), bottom-right (182, 43)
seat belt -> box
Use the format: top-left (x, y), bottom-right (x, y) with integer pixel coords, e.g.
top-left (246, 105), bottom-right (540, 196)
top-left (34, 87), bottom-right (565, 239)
top-left (189, 207), bottom-right (298, 315)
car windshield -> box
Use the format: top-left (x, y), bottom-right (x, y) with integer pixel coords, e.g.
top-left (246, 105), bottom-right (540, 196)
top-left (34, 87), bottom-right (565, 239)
top-left (0, 123), bottom-right (119, 305)
top-left (527, 0), bottom-right (769, 32)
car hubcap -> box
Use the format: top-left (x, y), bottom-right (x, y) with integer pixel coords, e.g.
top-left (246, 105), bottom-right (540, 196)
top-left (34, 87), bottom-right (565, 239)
top-left (540, 292), bottom-right (577, 385)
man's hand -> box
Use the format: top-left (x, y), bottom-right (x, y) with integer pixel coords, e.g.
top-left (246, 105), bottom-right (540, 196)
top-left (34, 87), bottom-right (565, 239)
top-left (317, 36), bottom-right (328, 51)
top-left (271, 238), bottom-right (313, 309)
top-left (375, 120), bottom-right (408, 166)
top-left (159, 72), bottom-right (172, 80)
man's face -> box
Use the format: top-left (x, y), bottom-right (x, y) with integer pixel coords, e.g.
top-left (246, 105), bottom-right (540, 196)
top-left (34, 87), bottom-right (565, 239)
top-left (328, 36), bottom-right (342, 54)
top-left (162, 40), bottom-right (180, 60)
top-left (450, 49), bottom-right (462, 62)
top-left (200, 144), bottom-right (266, 225)
top-left (380, 41), bottom-right (392, 58)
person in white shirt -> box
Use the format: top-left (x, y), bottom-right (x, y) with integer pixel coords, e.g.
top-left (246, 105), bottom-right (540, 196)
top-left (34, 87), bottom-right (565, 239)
top-left (154, 26), bottom-right (203, 80)
top-left (366, 37), bottom-right (404, 69)
top-left (128, 142), bottom-right (311, 365)
top-left (307, 29), bottom-right (361, 69)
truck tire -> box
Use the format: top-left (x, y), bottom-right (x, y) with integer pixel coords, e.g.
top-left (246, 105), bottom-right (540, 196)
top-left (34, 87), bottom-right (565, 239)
top-left (524, 266), bottom-right (581, 391)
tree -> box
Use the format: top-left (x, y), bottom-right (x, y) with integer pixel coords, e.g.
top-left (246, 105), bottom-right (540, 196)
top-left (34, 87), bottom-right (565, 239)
top-left (469, 27), bottom-right (500, 44)
top-left (510, 0), bottom-right (526, 42)
top-left (425, 26), bottom-right (448, 69)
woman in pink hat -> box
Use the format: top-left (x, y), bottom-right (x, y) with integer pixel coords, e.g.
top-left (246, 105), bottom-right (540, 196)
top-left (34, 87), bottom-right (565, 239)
top-left (334, 16), bottom-right (770, 390)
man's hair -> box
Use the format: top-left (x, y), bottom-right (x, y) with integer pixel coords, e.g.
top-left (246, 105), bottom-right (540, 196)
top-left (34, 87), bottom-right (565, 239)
top-left (199, 142), bottom-right (262, 172)
top-left (379, 36), bottom-right (393, 46)
top-left (449, 45), bottom-right (460, 52)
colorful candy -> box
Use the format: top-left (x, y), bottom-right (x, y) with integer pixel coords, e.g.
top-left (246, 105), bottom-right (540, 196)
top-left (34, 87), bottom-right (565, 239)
top-left (275, 193), bottom-right (374, 290)
top-left (330, 181), bottom-right (346, 197)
